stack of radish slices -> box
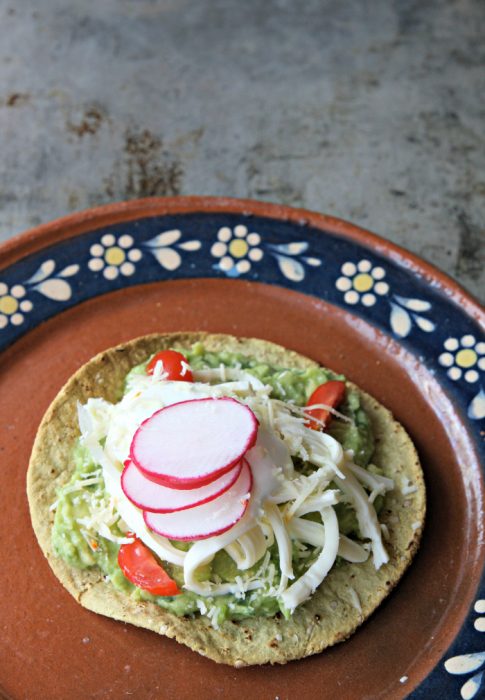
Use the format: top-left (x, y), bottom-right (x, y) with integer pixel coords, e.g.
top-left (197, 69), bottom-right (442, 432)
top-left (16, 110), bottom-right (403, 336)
top-left (121, 397), bottom-right (258, 541)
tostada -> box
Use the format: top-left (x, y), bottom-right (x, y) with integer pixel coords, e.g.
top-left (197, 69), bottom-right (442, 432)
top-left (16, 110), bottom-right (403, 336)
top-left (27, 333), bottom-right (425, 666)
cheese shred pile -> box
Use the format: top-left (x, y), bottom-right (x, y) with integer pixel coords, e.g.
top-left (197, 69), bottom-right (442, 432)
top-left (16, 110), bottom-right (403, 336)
top-left (71, 365), bottom-right (394, 619)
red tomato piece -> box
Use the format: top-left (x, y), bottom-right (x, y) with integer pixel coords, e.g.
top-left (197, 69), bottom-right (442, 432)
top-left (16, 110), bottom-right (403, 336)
top-left (305, 380), bottom-right (346, 430)
top-left (118, 537), bottom-right (181, 596)
top-left (146, 350), bottom-right (193, 381)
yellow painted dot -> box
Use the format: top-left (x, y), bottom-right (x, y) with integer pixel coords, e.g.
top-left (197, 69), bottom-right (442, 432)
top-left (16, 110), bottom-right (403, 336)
top-left (0, 295), bottom-right (18, 315)
top-left (229, 239), bottom-right (249, 259)
top-left (456, 348), bottom-right (477, 368)
top-left (353, 273), bottom-right (373, 293)
top-left (105, 246), bottom-right (125, 266)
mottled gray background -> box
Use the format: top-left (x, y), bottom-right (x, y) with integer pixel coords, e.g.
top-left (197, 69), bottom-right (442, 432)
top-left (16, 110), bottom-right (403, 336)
top-left (0, 0), bottom-right (483, 301)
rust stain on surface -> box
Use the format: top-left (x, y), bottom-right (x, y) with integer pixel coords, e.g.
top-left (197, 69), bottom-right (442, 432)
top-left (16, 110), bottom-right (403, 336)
top-left (105, 128), bottom-right (183, 199)
top-left (5, 93), bottom-right (30, 107)
top-left (66, 107), bottom-right (105, 137)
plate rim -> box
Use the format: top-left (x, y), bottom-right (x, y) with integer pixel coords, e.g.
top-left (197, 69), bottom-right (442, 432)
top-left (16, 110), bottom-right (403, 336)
top-left (0, 196), bottom-right (483, 321)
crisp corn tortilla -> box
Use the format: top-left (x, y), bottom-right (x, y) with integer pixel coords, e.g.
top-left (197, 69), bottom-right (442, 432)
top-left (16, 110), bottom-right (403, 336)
top-left (27, 333), bottom-right (425, 666)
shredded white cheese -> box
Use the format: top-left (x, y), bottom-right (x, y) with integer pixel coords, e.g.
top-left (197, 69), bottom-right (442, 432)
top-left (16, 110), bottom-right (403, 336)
top-left (67, 362), bottom-right (394, 621)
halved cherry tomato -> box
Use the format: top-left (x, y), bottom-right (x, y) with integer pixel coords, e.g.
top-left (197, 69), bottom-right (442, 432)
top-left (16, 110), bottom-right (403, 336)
top-left (118, 536), bottom-right (181, 596)
top-left (146, 350), bottom-right (193, 381)
top-left (305, 380), bottom-right (346, 430)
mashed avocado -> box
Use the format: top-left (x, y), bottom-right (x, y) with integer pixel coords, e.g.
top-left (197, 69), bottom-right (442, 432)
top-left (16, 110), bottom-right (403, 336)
top-left (52, 345), bottom-right (375, 624)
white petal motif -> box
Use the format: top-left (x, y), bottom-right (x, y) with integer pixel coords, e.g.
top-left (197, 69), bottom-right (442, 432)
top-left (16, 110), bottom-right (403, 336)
top-left (104, 266), bottom-right (118, 280)
top-left (413, 315), bottom-right (436, 333)
top-left (249, 248), bottom-right (263, 262)
top-left (374, 282), bottom-right (389, 296)
top-left (444, 651), bottom-right (485, 675)
top-left (448, 367), bottom-right (462, 381)
top-left (390, 303), bottom-right (412, 338)
top-left (178, 240), bottom-right (202, 251)
top-left (211, 242), bottom-right (227, 258)
top-left (101, 234), bottom-right (115, 247)
top-left (475, 618), bottom-right (485, 632)
top-left (444, 337), bottom-right (459, 351)
top-left (357, 259), bottom-right (372, 272)
top-left (119, 235), bottom-right (134, 248)
top-left (236, 260), bottom-right (251, 274)
top-left (218, 227), bottom-right (232, 243)
top-left (34, 279), bottom-right (72, 301)
top-left (344, 290), bottom-right (359, 305)
top-left (371, 266), bottom-right (386, 280)
top-left (128, 249), bottom-right (142, 262)
top-left (461, 672), bottom-right (484, 700)
top-left (336, 277), bottom-right (352, 292)
top-left (58, 264), bottom-right (80, 278)
top-left (145, 230), bottom-right (182, 248)
top-left (120, 262), bottom-right (135, 276)
top-left (439, 352), bottom-right (454, 368)
top-left (234, 225), bottom-right (248, 238)
top-left (273, 254), bottom-right (305, 282)
top-left (468, 389), bottom-right (485, 420)
top-left (303, 257), bottom-right (322, 267)
top-left (461, 335), bottom-right (476, 347)
top-left (341, 262), bottom-right (356, 276)
top-left (271, 242), bottom-right (308, 256)
top-left (88, 258), bottom-right (104, 272)
top-left (25, 259), bottom-right (56, 285)
top-left (151, 247), bottom-right (181, 271)
top-left (393, 295), bottom-right (431, 312)
top-left (219, 256), bottom-right (234, 272)
top-left (362, 293), bottom-right (376, 307)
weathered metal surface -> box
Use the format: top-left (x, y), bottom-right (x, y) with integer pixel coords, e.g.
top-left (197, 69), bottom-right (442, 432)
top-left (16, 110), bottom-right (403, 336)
top-left (0, 0), bottom-right (483, 300)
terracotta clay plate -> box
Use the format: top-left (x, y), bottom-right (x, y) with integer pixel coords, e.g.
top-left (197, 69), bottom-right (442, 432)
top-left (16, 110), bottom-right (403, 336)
top-left (0, 197), bottom-right (484, 700)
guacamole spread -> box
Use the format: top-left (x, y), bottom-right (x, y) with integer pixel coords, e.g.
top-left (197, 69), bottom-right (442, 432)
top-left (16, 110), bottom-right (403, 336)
top-left (52, 344), bottom-right (377, 625)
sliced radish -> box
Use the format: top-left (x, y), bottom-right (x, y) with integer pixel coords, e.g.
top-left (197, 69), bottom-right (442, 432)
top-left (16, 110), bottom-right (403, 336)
top-left (130, 397), bottom-right (258, 489)
top-left (144, 459), bottom-right (253, 541)
top-left (121, 459), bottom-right (243, 513)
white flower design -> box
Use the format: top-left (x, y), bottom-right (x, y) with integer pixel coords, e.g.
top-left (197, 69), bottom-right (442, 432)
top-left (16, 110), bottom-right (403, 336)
top-left (389, 295), bottom-right (435, 337)
top-left (0, 283), bottom-right (33, 328)
top-left (211, 225), bottom-right (263, 276)
top-left (336, 260), bottom-right (389, 306)
top-left (444, 599), bottom-right (485, 699)
top-left (24, 259), bottom-right (79, 301)
top-left (267, 242), bottom-right (321, 282)
top-left (336, 260), bottom-right (436, 339)
top-left (475, 599), bottom-right (485, 632)
top-left (143, 230), bottom-right (201, 270)
top-left (88, 234), bottom-right (142, 280)
top-left (439, 335), bottom-right (485, 383)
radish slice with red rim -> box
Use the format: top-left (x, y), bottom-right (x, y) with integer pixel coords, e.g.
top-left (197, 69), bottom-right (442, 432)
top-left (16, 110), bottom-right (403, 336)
top-left (130, 397), bottom-right (258, 489)
top-left (144, 459), bottom-right (253, 541)
top-left (121, 459), bottom-right (243, 513)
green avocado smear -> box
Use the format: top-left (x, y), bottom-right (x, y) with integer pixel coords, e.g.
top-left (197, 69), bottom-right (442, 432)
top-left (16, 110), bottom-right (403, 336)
top-left (52, 344), bottom-right (377, 626)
